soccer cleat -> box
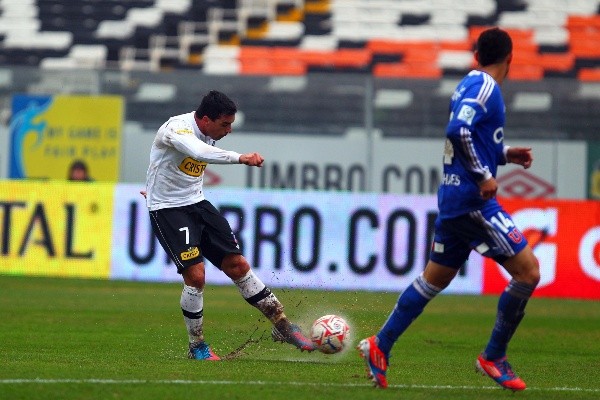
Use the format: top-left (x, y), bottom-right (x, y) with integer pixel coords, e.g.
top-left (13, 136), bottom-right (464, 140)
top-left (475, 354), bottom-right (526, 391)
top-left (271, 321), bottom-right (316, 352)
top-left (357, 336), bottom-right (388, 389)
top-left (187, 342), bottom-right (221, 360)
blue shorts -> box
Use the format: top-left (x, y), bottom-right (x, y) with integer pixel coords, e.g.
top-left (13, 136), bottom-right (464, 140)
top-left (429, 201), bottom-right (528, 269)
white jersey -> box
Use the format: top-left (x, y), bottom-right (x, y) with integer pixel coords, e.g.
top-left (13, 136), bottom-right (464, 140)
top-left (145, 111), bottom-right (241, 211)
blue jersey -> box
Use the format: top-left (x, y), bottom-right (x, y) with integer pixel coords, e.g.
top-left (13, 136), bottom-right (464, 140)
top-left (438, 70), bottom-right (507, 218)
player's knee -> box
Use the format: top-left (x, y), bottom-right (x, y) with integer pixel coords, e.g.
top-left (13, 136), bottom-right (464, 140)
top-left (526, 263), bottom-right (541, 287)
top-left (222, 254), bottom-right (250, 280)
top-left (518, 256), bottom-right (540, 287)
top-left (183, 264), bottom-right (206, 289)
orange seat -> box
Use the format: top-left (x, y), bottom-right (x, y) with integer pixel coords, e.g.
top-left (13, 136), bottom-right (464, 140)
top-left (511, 50), bottom-right (540, 66)
top-left (578, 68), bottom-right (600, 81)
top-left (507, 64), bottom-right (544, 81)
top-left (374, 63), bottom-right (441, 79)
top-left (569, 31), bottom-right (600, 57)
top-left (538, 52), bottom-right (575, 72)
top-left (298, 49), bottom-right (335, 66)
top-left (367, 40), bottom-right (438, 55)
top-left (240, 59), bottom-right (305, 75)
top-left (402, 48), bottom-right (439, 63)
top-left (469, 26), bottom-right (534, 45)
top-left (567, 15), bottom-right (600, 30)
top-left (440, 40), bottom-right (472, 51)
top-left (304, 0), bottom-right (330, 14)
top-left (239, 46), bottom-right (274, 60)
top-left (331, 48), bottom-right (372, 67)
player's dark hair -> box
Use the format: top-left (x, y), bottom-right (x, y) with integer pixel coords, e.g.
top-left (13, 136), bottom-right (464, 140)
top-left (476, 27), bottom-right (513, 66)
top-left (195, 90), bottom-right (237, 121)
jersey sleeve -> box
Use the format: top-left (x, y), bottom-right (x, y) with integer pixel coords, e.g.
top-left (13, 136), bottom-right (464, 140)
top-left (161, 119), bottom-right (242, 164)
top-left (446, 79), bottom-right (497, 182)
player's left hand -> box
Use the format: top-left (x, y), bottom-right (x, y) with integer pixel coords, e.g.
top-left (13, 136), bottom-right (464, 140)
top-left (507, 147), bottom-right (533, 169)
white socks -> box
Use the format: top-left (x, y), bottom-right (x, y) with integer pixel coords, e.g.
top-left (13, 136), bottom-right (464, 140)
top-left (234, 270), bottom-right (285, 323)
top-left (180, 284), bottom-right (204, 343)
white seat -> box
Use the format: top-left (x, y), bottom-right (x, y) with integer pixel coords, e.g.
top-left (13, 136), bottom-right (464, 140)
top-left (0, 68), bottom-right (13, 88)
top-left (96, 20), bottom-right (135, 39)
top-left (4, 31), bottom-right (72, 49)
top-left (264, 21), bottom-right (304, 40)
top-left (438, 50), bottom-right (473, 69)
top-left (534, 27), bottom-right (569, 46)
top-left (69, 44), bottom-right (108, 68)
top-left (0, 4), bottom-right (37, 18)
top-left (498, 11), bottom-right (567, 29)
top-left (0, 18), bottom-right (40, 34)
top-left (566, 0), bottom-right (600, 14)
top-left (430, 10), bottom-right (467, 25)
top-left (40, 57), bottom-right (78, 69)
top-left (511, 92), bottom-right (553, 112)
top-left (155, 0), bottom-right (191, 14)
top-left (374, 89), bottom-right (414, 109)
top-left (202, 45), bottom-right (240, 75)
top-left (300, 35), bottom-right (339, 50)
top-left (202, 59), bottom-right (241, 75)
top-left (127, 8), bottom-right (164, 28)
top-left (135, 83), bottom-right (177, 102)
top-left (578, 83), bottom-right (600, 99)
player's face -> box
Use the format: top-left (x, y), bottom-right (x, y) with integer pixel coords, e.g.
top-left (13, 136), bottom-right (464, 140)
top-left (203, 114), bottom-right (235, 140)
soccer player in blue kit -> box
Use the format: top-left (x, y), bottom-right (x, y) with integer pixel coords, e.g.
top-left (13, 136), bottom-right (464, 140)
top-left (358, 28), bottom-right (540, 391)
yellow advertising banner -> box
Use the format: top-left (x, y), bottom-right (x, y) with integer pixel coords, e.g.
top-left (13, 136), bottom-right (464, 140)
top-left (0, 180), bottom-right (114, 279)
top-left (9, 94), bottom-right (123, 181)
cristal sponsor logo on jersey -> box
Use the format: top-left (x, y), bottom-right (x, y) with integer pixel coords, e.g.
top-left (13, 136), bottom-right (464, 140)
top-left (175, 128), bottom-right (193, 135)
top-left (456, 104), bottom-right (476, 125)
top-left (179, 157), bottom-right (207, 177)
top-left (181, 247), bottom-right (200, 260)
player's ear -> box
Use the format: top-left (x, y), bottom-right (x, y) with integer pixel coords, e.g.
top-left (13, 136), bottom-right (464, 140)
top-left (474, 50), bottom-right (480, 65)
top-left (506, 53), bottom-right (513, 65)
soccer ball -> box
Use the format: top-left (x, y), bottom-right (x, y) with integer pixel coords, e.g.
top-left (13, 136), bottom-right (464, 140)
top-left (310, 314), bottom-right (350, 354)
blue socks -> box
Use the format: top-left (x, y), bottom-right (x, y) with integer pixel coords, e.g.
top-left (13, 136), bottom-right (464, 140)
top-left (376, 274), bottom-right (442, 355)
top-left (483, 279), bottom-right (535, 360)
top-left (375, 275), bottom-right (534, 360)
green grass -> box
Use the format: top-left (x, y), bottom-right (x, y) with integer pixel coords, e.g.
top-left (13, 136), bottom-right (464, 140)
top-left (1, 275), bottom-right (599, 400)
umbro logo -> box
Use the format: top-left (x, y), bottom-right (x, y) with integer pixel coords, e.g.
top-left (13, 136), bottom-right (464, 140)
top-left (497, 169), bottom-right (555, 198)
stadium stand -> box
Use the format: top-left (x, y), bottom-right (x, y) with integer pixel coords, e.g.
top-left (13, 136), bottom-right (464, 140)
top-left (0, 0), bottom-right (598, 79)
top-left (0, 0), bottom-right (600, 140)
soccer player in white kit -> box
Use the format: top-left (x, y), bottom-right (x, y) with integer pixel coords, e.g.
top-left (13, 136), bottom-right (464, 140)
top-left (145, 90), bottom-right (315, 359)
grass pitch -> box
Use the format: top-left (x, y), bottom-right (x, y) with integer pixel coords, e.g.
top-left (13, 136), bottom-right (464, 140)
top-left (0, 274), bottom-right (599, 400)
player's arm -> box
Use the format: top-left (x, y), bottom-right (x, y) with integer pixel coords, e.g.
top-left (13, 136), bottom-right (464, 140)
top-left (162, 120), bottom-right (242, 164)
top-left (448, 126), bottom-right (497, 200)
top-left (446, 91), bottom-right (497, 199)
top-left (446, 96), bottom-right (492, 184)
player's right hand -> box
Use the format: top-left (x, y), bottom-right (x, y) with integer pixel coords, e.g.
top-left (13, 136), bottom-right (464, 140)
top-left (240, 152), bottom-right (264, 167)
